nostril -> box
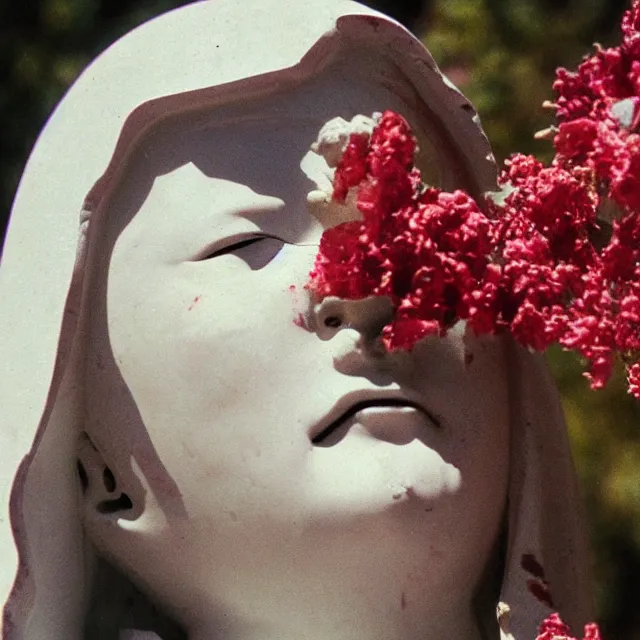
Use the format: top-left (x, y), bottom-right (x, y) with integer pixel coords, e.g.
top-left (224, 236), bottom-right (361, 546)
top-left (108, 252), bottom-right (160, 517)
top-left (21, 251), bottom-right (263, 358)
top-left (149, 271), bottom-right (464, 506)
top-left (324, 316), bottom-right (342, 329)
top-left (103, 467), bottom-right (116, 493)
top-left (76, 460), bottom-right (89, 494)
top-left (97, 493), bottom-right (133, 514)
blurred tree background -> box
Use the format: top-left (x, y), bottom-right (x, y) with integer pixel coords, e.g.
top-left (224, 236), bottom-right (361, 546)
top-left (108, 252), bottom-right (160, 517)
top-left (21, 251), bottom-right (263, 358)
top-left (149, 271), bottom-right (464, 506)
top-left (1, 0), bottom-right (639, 637)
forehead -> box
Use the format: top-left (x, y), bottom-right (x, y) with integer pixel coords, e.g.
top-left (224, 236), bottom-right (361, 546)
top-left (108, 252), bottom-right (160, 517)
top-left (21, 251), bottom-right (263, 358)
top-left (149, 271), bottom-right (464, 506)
top-left (101, 56), bottom-right (465, 246)
top-left (116, 119), bottom-right (322, 236)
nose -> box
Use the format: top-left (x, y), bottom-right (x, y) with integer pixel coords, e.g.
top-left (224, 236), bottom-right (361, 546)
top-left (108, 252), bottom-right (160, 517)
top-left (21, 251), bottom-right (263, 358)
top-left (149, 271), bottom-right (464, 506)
top-left (312, 295), bottom-right (394, 344)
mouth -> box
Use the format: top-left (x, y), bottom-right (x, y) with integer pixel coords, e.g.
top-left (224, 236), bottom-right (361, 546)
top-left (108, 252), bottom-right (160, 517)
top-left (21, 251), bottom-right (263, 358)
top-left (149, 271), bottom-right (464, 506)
top-left (311, 393), bottom-right (441, 446)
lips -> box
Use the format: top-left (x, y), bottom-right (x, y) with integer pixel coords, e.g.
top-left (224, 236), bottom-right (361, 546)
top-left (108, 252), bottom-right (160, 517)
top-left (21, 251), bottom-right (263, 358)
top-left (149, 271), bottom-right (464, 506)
top-left (311, 393), bottom-right (440, 445)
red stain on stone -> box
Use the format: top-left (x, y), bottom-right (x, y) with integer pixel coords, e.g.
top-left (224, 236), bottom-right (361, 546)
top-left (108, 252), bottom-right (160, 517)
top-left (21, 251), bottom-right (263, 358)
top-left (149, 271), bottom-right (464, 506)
top-left (521, 553), bottom-right (546, 580)
top-left (293, 313), bottom-right (305, 328)
top-left (527, 579), bottom-right (554, 608)
top-left (363, 15), bottom-right (381, 30)
top-left (188, 295), bottom-right (201, 311)
top-left (522, 553), bottom-right (553, 607)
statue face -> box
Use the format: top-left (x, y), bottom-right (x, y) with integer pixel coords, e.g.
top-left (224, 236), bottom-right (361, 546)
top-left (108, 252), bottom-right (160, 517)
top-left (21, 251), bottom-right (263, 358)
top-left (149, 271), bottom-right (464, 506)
top-left (91, 71), bottom-right (510, 633)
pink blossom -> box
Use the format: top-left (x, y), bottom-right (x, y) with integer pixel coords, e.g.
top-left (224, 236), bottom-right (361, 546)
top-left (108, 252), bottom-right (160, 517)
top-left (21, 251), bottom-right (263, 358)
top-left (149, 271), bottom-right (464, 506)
top-left (535, 613), bottom-right (602, 640)
top-left (306, 2), bottom-right (640, 400)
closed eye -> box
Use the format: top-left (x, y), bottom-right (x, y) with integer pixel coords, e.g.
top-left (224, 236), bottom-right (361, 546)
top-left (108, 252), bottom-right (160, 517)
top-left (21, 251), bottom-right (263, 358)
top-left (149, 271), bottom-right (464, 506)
top-left (196, 234), bottom-right (287, 271)
top-left (199, 235), bottom-right (271, 260)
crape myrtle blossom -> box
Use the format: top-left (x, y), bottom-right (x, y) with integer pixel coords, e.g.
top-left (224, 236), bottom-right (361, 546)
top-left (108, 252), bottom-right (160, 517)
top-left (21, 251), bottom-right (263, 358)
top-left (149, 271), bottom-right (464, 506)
top-left (535, 614), bottom-right (602, 640)
top-left (310, 112), bottom-right (495, 349)
top-left (307, 0), bottom-right (640, 401)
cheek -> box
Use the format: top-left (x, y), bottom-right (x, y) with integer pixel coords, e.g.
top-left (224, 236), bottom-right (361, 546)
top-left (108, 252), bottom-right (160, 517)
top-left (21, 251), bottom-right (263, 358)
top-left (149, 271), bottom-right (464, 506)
top-left (412, 333), bottom-right (510, 532)
top-left (108, 251), bottom-right (313, 409)
top-left (452, 372), bottom-right (509, 481)
top-left (446, 355), bottom-right (510, 540)
top-left (456, 421), bottom-right (509, 524)
top-left (421, 373), bottom-right (509, 588)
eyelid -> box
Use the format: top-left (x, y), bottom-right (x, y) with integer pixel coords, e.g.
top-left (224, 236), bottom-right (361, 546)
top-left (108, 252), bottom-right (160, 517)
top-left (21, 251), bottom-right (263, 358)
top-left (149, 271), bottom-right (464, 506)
top-left (194, 233), bottom-right (285, 261)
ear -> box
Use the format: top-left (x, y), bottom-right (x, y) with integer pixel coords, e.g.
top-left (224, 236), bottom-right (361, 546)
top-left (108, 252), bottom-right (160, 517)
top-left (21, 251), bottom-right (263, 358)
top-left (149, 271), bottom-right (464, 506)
top-left (76, 433), bottom-right (134, 517)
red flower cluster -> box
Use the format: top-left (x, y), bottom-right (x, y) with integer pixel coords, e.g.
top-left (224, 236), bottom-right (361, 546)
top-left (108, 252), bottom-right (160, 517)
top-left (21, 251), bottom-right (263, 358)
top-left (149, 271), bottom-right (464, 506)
top-left (536, 614), bottom-right (601, 640)
top-left (307, 0), bottom-right (640, 400)
top-left (310, 112), bottom-right (494, 350)
top-left (540, 0), bottom-right (640, 395)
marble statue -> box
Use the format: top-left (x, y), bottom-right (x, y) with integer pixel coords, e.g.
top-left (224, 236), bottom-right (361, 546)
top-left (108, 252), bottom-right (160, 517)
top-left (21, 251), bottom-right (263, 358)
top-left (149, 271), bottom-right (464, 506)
top-left (0, 0), bottom-right (593, 638)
